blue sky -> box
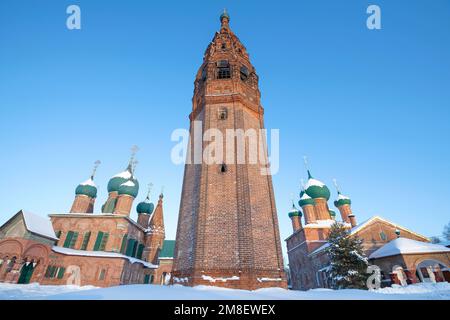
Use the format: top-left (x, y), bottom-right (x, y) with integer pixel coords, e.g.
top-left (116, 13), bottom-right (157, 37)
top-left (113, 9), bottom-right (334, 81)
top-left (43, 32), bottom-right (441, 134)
top-left (1, 0), bottom-right (449, 256)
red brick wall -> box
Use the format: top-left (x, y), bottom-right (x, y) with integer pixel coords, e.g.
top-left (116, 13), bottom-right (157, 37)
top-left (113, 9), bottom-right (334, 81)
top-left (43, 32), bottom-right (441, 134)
top-left (173, 19), bottom-right (286, 289)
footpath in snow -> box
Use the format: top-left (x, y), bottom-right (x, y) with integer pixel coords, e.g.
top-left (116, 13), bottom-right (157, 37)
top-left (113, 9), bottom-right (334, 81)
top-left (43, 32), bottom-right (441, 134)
top-left (0, 282), bottom-right (449, 300)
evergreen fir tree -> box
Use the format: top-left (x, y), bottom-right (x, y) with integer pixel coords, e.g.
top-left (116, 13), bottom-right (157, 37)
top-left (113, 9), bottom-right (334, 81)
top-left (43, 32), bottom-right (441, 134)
top-left (443, 221), bottom-right (450, 241)
top-left (326, 222), bottom-right (369, 289)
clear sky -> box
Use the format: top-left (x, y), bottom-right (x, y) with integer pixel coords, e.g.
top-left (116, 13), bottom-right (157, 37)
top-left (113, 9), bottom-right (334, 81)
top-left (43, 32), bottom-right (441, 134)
top-left (1, 1), bottom-right (449, 258)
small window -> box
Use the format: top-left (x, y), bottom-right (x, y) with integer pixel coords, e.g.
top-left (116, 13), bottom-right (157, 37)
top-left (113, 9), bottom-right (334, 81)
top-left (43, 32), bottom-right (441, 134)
top-left (63, 231), bottom-right (74, 248)
top-left (45, 265), bottom-right (58, 278)
top-left (80, 232), bottom-right (91, 250)
top-left (99, 232), bottom-right (109, 251)
top-left (131, 240), bottom-right (138, 258)
top-left (93, 231), bottom-right (104, 251)
top-left (6, 257), bottom-right (16, 273)
top-left (120, 234), bottom-right (128, 254)
top-left (221, 43), bottom-right (226, 50)
top-left (218, 108), bottom-right (228, 120)
top-left (45, 266), bottom-right (52, 278)
top-left (379, 231), bottom-right (387, 241)
top-left (98, 269), bottom-right (106, 281)
top-left (218, 67), bottom-right (231, 79)
top-left (57, 267), bottom-right (66, 279)
top-left (217, 60), bottom-right (229, 68)
top-left (217, 60), bottom-right (231, 79)
top-left (137, 243), bottom-right (145, 260)
top-left (201, 66), bottom-right (207, 81)
top-left (220, 163), bottom-right (227, 173)
top-left (69, 232), bottom-right (79, 249)
top-left (240, 66), bottom-right (249, 81)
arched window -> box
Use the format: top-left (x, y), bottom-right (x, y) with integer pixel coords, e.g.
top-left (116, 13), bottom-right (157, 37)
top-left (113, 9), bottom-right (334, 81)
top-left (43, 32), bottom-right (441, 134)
top-left (81, 231), bottom-right (91, 250)
top-left (98, 268), bottom-right (106, 281)
top-left (217, 60), bottom-right (231, 79)
top-left (6, 257), bottom-right (16, 273)
top-left (120, 234), bottom-right (128, 254)
top-left (218, 107), bottom-right (228, 120)
top-left (220, 163), bottom-right (227, 173)
top-left (240, 66), bottom-right (249, 81)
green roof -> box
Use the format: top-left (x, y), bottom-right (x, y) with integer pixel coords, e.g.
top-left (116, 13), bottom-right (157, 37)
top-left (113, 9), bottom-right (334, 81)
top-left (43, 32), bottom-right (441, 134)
top-left (159, 240), bottom-right (175, 258)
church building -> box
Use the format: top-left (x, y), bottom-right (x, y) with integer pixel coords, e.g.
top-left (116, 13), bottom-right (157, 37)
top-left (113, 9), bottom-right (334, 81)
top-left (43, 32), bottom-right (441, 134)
top-left (286, 165), bottom-right (450, 290)
top-left (0, 154), bottom-right (175, 287)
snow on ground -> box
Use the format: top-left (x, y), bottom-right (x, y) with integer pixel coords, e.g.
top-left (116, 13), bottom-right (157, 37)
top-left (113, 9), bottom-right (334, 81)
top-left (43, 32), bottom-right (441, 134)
top-left (1, 282), bottom-right (449, 300)
top-left (0, 282), bottom-right (96, 300)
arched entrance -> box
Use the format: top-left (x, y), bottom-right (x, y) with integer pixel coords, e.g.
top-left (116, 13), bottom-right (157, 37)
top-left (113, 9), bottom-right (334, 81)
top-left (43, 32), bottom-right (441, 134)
top-left (18, 260), bottom-right (36, 284)
top-left (416, 259), bottom-right (448, 283)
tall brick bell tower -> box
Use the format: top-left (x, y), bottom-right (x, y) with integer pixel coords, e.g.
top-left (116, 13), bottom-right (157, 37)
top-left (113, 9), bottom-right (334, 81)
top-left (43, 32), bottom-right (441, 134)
top-left (172, 11), bottom-right (287, 290)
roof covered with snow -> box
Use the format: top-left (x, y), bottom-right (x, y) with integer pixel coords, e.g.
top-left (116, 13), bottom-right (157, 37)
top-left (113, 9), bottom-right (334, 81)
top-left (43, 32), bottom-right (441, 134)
top-left (308, 216), bottom-right (429, 256)
top-left (120, 180), bottom-right (136, 187)
top-left (350, 216), bottom-right (428, 241)
top-left (337, 193), bottom-right (350, 200)
top-left (79, 178), bottom-right (96, 187)
top-left (22, 211), bottom-right (58, 240)
top-left (52, 246), bottom-right (158, 269)
top-left (369, 238), bottom-right (450, 259)
top-left (113, 170), bottom-right (132, 180)
top-left (300, 192), bottom-right (312, 200)
top-left (303, 220), bottom-right (351, 229)
top-left (304, 178), bottom-right (325, 189)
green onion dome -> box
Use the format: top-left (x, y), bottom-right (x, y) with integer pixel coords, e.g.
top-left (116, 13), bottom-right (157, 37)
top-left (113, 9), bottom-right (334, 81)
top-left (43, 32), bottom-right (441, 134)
top-left (304, 171), bottom-right (330, 200)
top-left (329, 210), bottom-right (337, 218)
top-left (137, 199), bottom-right (154, 215)
top-left (75, 177), bottom-right (97, 198)
top-left (107, 168), bottom-right (134, 193)
top-left (298, 192), bottom-right (315, 207)
top-left (118, 179), bottom-right (139, 198)
top-left (220, 9), bottom-right (230, 22)
top-left (334, 192), bottom-right (352, 207)
top-left (288, 204), bottom-right (302, 218)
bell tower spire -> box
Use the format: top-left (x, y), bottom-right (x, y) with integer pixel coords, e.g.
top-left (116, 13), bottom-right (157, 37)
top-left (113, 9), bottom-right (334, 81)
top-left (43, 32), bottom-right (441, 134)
top-left (173, 12), bottom-right (287, 290)
top-left (220, 8), bottom-right (230, 29)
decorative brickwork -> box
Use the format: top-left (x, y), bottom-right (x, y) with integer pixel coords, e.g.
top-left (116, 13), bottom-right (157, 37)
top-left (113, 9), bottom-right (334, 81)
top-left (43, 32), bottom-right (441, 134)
top-left (70, 195), bottom-right (95, 214)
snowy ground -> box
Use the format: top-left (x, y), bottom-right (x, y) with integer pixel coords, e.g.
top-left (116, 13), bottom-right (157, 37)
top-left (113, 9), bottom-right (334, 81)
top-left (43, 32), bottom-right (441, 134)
top-left (0, 282), bottom-right (449, 300)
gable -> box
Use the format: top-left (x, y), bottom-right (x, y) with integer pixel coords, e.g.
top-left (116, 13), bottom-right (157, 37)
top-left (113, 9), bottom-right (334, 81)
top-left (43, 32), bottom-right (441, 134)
top-left (352, 216), bottom-right (429, 256)
top-left (353, 216), bottom-right (428, 242)
top-left (0, 210), bottom-right (58, 242)
top-left (309, 216), bottom-right (429, 257)
top-left (0, 214), bottom-right (28, 238)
